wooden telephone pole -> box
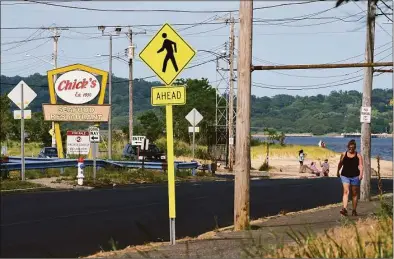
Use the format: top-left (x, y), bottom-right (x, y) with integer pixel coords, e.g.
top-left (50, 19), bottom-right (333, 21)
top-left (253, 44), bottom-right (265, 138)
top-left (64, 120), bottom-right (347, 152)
top-left (228, 14), bottom-right (236, 171)
top-left (234, 0), bottom-right (253, 231)
top-left (360, 0), bottom-right (376, 201)
top-left (128, 28), bottom-right (134, 145)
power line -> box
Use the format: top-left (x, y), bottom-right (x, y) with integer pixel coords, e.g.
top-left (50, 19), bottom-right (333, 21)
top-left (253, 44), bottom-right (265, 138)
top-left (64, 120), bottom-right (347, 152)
top-left (1, 13), bottom-right (370, 31)
top-left (251, 52), bottom-right (392, 90)
top-left (354, 1), bottom-right (391, 36)
top-left (22, 0), bottom-right (320, 13)
top-left (248, 42), bottom-right (392, 79)
top-left (380, 0), bottom-right (393, 10)
top-left (1, 29), bottom-right (45, 51)
top-left (252, 72), bottom-right (385, 91)
top-left (376, 4), bottom-right (393, 21)
top-left (1, 36), bottom-right (53, 46)
top-left (2, 38), bottom-right (51, 56)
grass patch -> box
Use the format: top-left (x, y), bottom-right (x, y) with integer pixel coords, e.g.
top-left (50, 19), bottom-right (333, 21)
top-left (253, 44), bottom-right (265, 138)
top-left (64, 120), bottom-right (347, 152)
top-left (243, 198), bottom-right (393, 258)
top-left (251, 144), bottom-right (337, 160)
top-left (0, 179), bottom-right (46, 191)
top-left (258, 162), bottom-right (274, 171)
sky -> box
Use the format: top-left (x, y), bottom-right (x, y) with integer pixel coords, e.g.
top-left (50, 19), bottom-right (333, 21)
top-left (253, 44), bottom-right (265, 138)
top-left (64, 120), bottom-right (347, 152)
top-left (1, 0), bottom-right (393, 97)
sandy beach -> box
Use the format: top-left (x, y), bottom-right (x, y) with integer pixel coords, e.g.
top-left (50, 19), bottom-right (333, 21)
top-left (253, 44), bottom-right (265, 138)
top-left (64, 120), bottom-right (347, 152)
top-left (251, 154), bottom-right (393, 179)
top-left (176, 152), bottom-right (392, 180)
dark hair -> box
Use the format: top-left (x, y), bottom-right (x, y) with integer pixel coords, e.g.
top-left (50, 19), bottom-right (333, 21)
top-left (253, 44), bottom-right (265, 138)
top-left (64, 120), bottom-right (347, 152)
top-left (347, 139), bottom-right (357, 148)
top-left (299, 149), bottom-right (304, 155)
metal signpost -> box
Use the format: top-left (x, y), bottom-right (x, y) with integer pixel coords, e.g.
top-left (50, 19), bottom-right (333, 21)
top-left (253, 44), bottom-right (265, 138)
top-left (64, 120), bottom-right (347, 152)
top-left (89, 126), bottom-right (100, 182)
top-left (7, 80), bottom-right (36, 181)
top-left (139, 23), bottom-right (195, 245)
top-left (185, 108), bottom-right (203, 160)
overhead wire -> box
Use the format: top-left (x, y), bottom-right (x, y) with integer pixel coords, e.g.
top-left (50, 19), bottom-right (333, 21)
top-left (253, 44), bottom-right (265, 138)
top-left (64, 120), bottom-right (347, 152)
top-left (252, 72), bottom-right (385, 91)
top-left (248, 42), bottom-right (392, 79)
top-left (1, 36), bottom-right (53, 46)
top-left (376, 4), bottom-right (393, 21)
top-left (252, 52), bottom-right (392, 90)
top-left (2, 38), bottom-right (52, 56)
top-left (354, 1), bottom-right (391, 36)
top-left (1, 29), bottom-right (46, 51)
top-left (22, 0), bottom-right (321, 13)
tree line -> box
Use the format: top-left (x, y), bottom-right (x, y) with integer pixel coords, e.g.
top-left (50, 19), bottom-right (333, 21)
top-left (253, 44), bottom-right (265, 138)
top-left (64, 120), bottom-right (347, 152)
top-left (1, 73), bottom-right (392, 146)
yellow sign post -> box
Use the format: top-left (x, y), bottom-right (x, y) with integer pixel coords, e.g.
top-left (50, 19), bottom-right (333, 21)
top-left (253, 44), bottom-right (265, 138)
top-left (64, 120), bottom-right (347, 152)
top-left (139, 23), bottom-right (195, 245)
top-left (151, 86), bottom-right (186, 106)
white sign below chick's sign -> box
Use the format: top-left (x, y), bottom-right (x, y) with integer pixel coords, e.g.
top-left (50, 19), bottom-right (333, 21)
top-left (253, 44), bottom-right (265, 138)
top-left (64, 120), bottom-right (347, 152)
top-left (89, 127), bottom-right (100, 143)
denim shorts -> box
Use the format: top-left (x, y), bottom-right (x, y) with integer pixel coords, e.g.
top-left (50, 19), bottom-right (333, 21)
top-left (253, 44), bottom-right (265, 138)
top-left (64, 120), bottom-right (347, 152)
top-left (340, 176), bottom-right (360, 186)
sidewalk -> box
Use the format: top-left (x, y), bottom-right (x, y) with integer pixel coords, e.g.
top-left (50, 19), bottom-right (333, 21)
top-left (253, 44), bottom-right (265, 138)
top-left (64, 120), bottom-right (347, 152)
top-left (88, 194), bottom-right (392, 258)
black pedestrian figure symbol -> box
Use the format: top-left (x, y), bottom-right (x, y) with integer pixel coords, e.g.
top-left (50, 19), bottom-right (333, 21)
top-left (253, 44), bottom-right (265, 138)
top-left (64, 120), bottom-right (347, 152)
top-left (157, 33), bottom-right (179, 73)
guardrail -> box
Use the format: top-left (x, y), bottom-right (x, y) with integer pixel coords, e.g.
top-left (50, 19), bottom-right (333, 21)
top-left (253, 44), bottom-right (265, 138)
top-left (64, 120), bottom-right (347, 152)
top-left (1, 157), bottom-right (199, 171)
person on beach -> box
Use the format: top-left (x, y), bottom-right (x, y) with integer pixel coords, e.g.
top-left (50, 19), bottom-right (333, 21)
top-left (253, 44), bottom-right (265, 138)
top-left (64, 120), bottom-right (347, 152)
top-left (320, 159), bottom-right (330, 176)
top-left (310, 162), bottom-right (321, 176)
top-left (299, 150), bottom-right (305, 166)
top-left (337, 139), bottom-right (363, 216)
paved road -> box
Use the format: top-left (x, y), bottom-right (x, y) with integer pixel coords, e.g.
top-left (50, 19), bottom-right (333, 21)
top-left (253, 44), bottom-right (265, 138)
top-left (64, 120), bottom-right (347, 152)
top-left (1, 178), bottom-right (392, 257)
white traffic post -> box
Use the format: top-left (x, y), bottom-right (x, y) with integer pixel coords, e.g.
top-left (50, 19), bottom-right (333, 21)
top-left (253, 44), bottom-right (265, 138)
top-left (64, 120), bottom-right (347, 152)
top-left (77, 157), bottom-right (85, 185)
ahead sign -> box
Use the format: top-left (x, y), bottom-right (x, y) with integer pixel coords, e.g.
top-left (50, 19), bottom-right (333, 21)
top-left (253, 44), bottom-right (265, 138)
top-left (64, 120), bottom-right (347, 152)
top-left (151, 86), bottom-right (186, 106)
top-left (89, 127), bottom-right (100, 143)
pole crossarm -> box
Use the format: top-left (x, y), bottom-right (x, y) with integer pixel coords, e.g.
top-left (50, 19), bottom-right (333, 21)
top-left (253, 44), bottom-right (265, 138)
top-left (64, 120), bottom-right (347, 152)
top-left (252, 62), bottom-right (393, 71)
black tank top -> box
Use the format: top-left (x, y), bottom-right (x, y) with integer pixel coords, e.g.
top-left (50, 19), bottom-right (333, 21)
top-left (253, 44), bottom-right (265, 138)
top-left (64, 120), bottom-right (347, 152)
top-left (341, 151), bottom-right (360, 177)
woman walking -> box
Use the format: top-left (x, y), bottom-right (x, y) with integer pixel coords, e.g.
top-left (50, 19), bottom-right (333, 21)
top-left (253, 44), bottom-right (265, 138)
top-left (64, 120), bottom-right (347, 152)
top-left (337, 139), bottom-right (363, 216)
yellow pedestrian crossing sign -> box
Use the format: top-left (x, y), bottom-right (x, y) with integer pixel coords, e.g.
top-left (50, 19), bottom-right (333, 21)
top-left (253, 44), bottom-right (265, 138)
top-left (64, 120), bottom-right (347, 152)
top-left (139, 23), bottom-right (196, 85)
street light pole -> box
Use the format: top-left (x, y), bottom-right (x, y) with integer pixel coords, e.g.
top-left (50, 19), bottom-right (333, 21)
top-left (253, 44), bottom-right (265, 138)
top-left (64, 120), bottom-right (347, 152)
top-left (99, 26), bottom-right (121, 160)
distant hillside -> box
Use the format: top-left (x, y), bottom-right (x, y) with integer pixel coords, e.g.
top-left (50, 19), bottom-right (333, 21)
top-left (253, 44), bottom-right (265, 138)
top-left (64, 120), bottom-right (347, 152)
top-left (1, 74), bottom-right (392, 134)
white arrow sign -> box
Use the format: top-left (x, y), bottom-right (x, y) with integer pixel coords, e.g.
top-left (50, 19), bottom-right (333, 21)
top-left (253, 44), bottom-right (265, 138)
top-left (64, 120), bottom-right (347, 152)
top-left (185, 108), bottom-right (203, 127)
top-left (89, 127), bottom-right (100, 143)
top-left (7, 80), bottom-right (37, 110)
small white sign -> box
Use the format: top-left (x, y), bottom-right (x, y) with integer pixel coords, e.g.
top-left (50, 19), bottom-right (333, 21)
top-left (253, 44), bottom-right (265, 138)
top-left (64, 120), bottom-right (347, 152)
top-left (13, 110), bottom-right (31, 119)
top-left (7, 80), bottom-right (37, 109)
top-left (360, 106), bottom-right (371, 123)
top-left (140, 138), bottom-right (149, 151)
top-left (55, 70), bottom-right (100, 104)
top-left (1, 146), bottom-right (7, 156)
top-left (66, 131), bottom-right (90, 155)
top-left (185, 108), bottom-right (203, 127)
top-left (89, 127), bottom-right (100, 143)
top-left (132, 135), bottom-right (146, 146)
top-left (188, 127), bottom-right (200, 133)
top-left (229, 137), bottom-right (234, 145)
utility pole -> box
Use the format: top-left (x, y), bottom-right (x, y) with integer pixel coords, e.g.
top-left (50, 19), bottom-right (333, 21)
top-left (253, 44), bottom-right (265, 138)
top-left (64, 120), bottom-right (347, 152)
top-left (228, 14), bottom-right (236, 171)
top-left (108, 34), bottom-right (113, 160)
top-left (51, 28), bottom-right (59, 148)
top-left (234, 0), bottom-right (253, 231)
top-left (127, 28), bottom-right (134, 144)
top-left (360, 0), bottom-right (376, 201)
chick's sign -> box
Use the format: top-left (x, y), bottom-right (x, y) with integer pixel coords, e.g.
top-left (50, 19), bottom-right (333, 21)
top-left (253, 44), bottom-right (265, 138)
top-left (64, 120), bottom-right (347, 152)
top-left (42, 64), bottom-right (109, 158)
top-left (55, 70), bottom-right (100, 104)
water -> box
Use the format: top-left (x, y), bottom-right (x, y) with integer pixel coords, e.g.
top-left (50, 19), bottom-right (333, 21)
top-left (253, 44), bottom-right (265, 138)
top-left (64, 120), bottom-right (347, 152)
top-left (256, 136), bottom-right (392, 161)
top-left (282, 136), bottom-right (393, 161)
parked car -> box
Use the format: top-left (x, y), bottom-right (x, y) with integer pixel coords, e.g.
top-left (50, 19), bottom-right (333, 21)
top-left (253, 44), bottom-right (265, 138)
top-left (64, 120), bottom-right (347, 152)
top-left (38, 147), bottom-right (58, 158)
top-left (122, 143), bottom-right (166, 161)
